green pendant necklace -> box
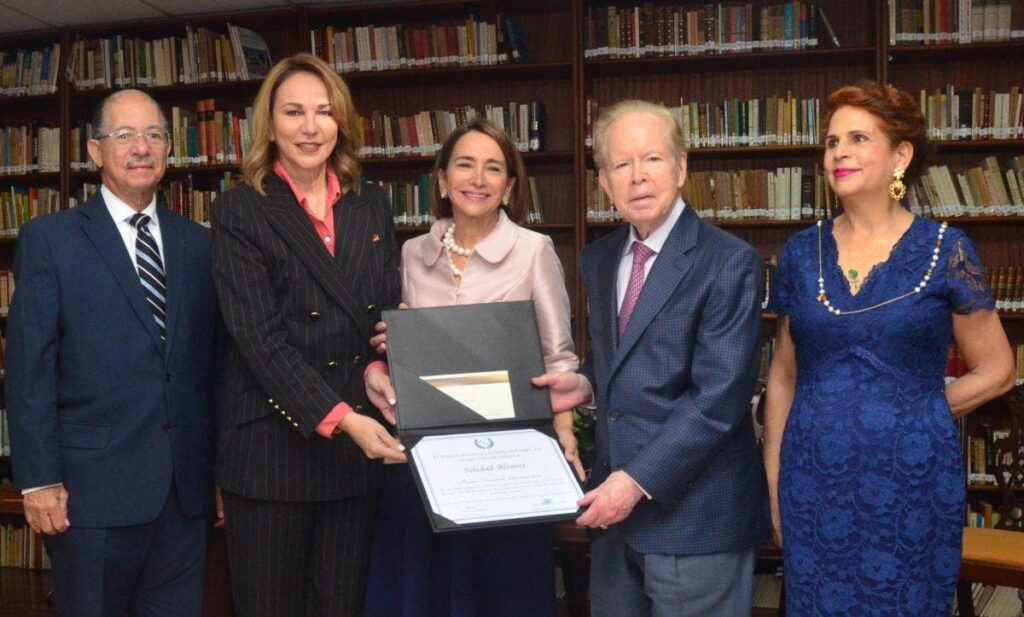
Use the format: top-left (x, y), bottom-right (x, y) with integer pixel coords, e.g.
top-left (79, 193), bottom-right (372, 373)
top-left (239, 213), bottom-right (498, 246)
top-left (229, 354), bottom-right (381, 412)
top-left (841, 219), bottom-right (894, 293)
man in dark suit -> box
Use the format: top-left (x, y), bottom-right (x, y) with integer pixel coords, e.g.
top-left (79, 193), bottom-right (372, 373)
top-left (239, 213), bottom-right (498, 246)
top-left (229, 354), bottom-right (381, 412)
top-left (6, 89), bottom-right (219, 616)
top-left (536, 100), bottom-right (768, 616)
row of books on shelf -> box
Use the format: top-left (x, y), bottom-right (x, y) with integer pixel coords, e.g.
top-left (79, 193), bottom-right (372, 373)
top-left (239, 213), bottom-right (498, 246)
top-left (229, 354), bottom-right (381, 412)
top-left (65, 22), bottom-right (272, 91)
top-left (988, 266), bottom-right (1024, 313)
top-left (921, 85), bottom-right (1024, 141)
top-left (70, 102), bottom-right (255, 171)
top-left (891, 0), bottom-right (1024, 45)
top-left (962, 422), bottom-right (1020, 489)
top-left (585, 155), bottom-right (1024, 223)
top-left (356, 101), bottom-right (545, 159)
top-left (374, 175), bottom-right (544, 227)
top-left (907, 155), bottom-right (1024, 218)
top-left (587, 166), bottom-right (835, 223)
top-left (0, 521), bottom-right (51, 570)
top-left (0, 271), bottom-right (14, 316)
top-left (583, 2), bottom-right (835, 59)
top-left (0, 45), bottom-right (61, 97)
top-left (168, 101), bottom-right (251, 168)
top-left (0, 408), bottom-right (8, 458)
top-left (585, 95), bottom-right (821, 151)
top-left (0, 125), bottom-right (60, 176)
top-left (68, 175), bottom-right (234, 227)
top-left (954, 582), bottom-right (1024, 616)
top-left (309, 15), bottom-right (527, 73)
top-left (0, 187), bottom-right (60, 237)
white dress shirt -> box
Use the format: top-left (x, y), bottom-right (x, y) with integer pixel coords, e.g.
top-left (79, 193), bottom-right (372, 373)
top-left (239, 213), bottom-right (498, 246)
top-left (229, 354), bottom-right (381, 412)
top-left (101, 185), bottom-right (164, 268)
top-left (615, 198), bottom-right (686, 311)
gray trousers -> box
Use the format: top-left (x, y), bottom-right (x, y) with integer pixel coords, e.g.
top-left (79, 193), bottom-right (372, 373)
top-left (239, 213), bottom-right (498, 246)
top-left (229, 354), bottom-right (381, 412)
top-left (589, 526), bottom-right (756, 617)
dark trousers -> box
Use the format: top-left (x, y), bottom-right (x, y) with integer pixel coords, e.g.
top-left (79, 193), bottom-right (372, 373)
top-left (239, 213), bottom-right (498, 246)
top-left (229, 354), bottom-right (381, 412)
top-left (589, 525), bottom-right (755, 617)
top-left (43, 483), bottom-right (208, 617)
top-left (222, 491), bottom-right (376, 617)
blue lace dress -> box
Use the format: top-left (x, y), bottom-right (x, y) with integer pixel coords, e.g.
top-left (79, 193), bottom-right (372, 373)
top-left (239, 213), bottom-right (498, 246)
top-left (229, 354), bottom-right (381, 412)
top-left (772, 216), bottom-right (994, 616)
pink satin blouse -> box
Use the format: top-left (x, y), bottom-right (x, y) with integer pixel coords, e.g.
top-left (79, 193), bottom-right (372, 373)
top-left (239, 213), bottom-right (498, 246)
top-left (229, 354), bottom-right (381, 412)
top-left (400, 210), bottom-right (578, 373)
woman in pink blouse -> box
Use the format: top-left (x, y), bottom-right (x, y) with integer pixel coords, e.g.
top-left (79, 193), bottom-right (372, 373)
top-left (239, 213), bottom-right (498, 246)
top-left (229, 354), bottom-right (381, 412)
top-left (362, 118), bottom-right (582, 617)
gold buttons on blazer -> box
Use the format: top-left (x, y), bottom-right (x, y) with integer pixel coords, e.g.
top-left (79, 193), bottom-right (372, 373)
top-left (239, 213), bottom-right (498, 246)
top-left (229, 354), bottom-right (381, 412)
top-left (309, 311), bottom-right (321, 320)
top-left (327, 360), bottom-right (339, 368)
top-left (355, 404), bottom-right (364, 412)
top-left (366, 304), bottom-right (375, 312)
top-left (352, 354), bottom-right (361, 364)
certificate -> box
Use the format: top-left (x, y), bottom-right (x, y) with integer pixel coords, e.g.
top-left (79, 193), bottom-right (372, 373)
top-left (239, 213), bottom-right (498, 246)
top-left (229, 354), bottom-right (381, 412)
top-left (410, 428), bottom-right (584, 526)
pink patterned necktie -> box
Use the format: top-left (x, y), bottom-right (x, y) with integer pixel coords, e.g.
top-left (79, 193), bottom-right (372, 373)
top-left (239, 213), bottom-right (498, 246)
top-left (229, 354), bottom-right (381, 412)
top-left (618, 241), bottom-right (655, 339)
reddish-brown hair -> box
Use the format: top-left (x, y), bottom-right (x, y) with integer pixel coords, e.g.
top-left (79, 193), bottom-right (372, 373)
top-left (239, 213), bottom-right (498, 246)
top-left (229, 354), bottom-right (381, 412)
top-left (823, 80), bottom-right (931, 183)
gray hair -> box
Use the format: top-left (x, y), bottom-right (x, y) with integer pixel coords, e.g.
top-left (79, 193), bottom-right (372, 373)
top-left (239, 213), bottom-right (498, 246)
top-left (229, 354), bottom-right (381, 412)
top-left (92, 89), bottom-right (169, 137)
top-left (592, 100), bottom-right (686, 169)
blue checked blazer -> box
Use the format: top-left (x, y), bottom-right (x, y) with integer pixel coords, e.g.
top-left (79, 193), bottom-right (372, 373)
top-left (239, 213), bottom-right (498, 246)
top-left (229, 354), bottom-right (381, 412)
top-left (581, 204), bottom-right (769, 555)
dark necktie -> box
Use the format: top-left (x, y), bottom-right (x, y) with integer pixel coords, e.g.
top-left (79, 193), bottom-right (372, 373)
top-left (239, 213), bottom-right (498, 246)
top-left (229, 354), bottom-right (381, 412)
top-left (618, 241), bottom-right (655, 339)
top-left (130, 213), bottom-right (166, 342)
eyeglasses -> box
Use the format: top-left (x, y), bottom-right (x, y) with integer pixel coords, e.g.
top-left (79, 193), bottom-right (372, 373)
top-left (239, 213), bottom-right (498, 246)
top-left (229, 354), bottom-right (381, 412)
top-left (96, 129), bottom-right (170, 147)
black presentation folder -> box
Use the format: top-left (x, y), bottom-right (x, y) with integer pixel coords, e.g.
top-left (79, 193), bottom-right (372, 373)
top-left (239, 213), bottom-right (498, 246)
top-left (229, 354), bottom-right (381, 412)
top-left (384, 300), bottom-right (583, 532)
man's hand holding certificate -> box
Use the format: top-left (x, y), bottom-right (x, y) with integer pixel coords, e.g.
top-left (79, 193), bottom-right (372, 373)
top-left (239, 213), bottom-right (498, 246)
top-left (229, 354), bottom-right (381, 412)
top-left (382, 301), bottom-right (585, 532)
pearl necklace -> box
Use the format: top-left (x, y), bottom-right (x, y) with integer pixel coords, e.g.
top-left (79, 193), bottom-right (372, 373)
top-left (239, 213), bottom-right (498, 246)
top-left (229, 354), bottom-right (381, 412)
top-left (442, 223), bottom-right (473, 278)
top-left (816, 219), bottom-right (946, 316)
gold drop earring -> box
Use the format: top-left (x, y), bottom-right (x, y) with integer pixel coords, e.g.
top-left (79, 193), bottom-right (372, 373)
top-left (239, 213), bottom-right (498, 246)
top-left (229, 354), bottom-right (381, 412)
top-left (889, 168), bottom-right (906, 201)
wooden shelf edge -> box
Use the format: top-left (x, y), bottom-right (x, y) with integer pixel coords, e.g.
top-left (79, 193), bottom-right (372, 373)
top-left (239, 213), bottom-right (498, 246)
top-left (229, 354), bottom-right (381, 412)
top-left (586, 46), bottom-right (876, 75)
top-left (71, 79), bottom-right (264, 99)
top-left (362, 150), bottom-right (572, 167)
top-left (0, 172), bottom-right (61, 184)
top-left (932, 140), bottom-right (1024, 154)
top-left (308, 0), bottom-right (566, 19)
top-left (342, 61), bottom-right (572, 86)
top-left (0, 92), bottom-right (59, 107)
top-left (889, 40), bottom-right (1024, 63)
top-left (967, 484), bottom-right (1024, 492)
top-left (0, 485), bottom-right (24, 516)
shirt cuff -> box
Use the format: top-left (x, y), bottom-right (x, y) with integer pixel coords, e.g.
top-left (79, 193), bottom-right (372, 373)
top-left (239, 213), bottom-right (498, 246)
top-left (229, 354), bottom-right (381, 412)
top-left (624, 472), bottom-right (652, 500)
top-left (22, 483), bottom-right (62, 495)
top-left (316, 402), bottom-right (353, 438)
top-left (364, 360), bottom-right (388, 380)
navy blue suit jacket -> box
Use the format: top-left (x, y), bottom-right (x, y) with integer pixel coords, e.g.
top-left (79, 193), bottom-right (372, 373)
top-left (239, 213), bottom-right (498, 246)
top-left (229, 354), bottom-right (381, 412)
top-left (6, 194), bottom-right (219, 528)
top-left (581, 204), bottom-right (769, 555)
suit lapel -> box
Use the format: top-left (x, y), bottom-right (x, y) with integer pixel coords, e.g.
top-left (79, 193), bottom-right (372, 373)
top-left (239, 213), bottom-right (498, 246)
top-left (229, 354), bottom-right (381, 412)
top-left (157, 206), bottom-right (184, 360)
top-left (261, 176), bottom-right (367, 329)
top-left (77, 196), bottom-right (166, 352)
top-left (592, 227), bottom-right (627, 365)
top-left (610, 206), bottom-right (700, 377)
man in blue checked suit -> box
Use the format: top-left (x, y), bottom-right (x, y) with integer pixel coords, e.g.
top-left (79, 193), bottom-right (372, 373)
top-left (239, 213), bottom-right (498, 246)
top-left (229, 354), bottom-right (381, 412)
top-left (6, 89), bottom-right (219, 616)
top-left (536, 100), bottom-right (768, 616)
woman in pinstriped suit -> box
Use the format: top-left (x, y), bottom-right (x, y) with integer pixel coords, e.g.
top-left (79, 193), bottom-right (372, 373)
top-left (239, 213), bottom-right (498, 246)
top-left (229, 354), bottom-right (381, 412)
top-left (211, 53), bottom-right (405, 617)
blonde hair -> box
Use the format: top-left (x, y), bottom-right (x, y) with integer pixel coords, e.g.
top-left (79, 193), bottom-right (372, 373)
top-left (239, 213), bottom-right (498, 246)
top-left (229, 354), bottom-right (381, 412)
top-left (592, 100), bottom-right (686, 169)
top-left (242, 53), bottom-right (362, 194)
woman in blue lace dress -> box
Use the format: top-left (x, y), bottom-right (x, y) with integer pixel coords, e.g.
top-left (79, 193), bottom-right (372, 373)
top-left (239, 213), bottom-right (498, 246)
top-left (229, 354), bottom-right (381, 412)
top-left (763, 81), bottom-right (1015, 615)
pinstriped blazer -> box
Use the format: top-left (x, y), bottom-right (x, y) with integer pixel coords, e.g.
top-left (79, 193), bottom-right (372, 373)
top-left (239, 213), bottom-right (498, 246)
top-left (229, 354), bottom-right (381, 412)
top-left (581, 204), bottom-right (770, 555)
top-left (211, 174), bottom-right (401, 501)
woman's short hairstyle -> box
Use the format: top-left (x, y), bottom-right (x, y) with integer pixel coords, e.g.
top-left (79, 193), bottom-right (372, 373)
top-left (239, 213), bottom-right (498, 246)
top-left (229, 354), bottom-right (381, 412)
top-left (242, 53), bottom-right (362, 194)
top-left (592, 99), bottom-right (686, 170)
top-left (430, 118), bottom-right (531, 223)
top-left (823, 80), bottom-right (931, 183)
